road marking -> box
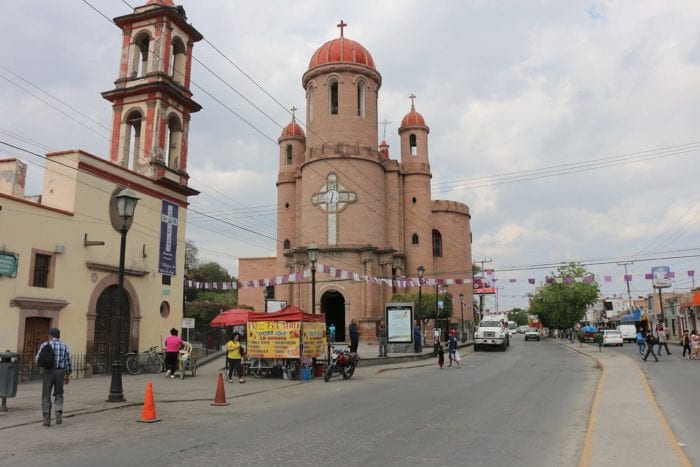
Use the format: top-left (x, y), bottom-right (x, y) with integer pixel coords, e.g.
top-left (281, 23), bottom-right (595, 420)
top-left (578, 362), bottom-right (604, 467)
top-left (636, 365), bottom-right (692, 467)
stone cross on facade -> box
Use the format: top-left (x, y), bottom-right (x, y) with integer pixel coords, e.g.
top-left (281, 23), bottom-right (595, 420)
top-left (311, 173), bottom-right (357, 245)
top-left (162, 204), bottom-right (178, 253)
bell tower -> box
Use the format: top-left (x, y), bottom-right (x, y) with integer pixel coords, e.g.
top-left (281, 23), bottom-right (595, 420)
top-left (101, 0), bottom-right (202, 187)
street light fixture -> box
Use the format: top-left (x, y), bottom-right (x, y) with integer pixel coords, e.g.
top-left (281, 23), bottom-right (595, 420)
top-left (417, 265), bottom-right (425, 349)
top-left (459, 292), bottom-right (465, 343)
top-left (108, 188), bottom-right (140, 403)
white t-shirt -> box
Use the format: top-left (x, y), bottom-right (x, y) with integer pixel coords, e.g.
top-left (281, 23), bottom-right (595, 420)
top-left (434, 329), bottom-right (441, 341)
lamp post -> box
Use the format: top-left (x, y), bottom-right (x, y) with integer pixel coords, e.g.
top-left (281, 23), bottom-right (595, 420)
top-left (263, 287), bottom-right (270, 313)
top-left (417, 265), bottom-right (425, 351)
top-left (459, 292), bottom-right (465, 343)
top-left (307, 244), bottom-right (319, 314)
top-left (107, 188), bottom-right (139, 402)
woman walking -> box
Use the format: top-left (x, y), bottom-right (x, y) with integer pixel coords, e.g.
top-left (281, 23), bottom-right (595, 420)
top-left (635, 328), bottom-right (646, 355)
top-left (164, 328), bottom-right (183, 378)
top-left (225, 332), bottom-right (246, 383)
top-left (690, 330), bottom-right (700, 360)
top-left (447, 330), bottom-right (461, 367)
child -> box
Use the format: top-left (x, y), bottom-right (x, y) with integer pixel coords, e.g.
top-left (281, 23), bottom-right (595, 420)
top-left (437, 345), bottom-right (445, 369)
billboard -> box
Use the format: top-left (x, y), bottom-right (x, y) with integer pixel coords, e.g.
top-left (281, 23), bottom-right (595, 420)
top-left (386, 303), bottom-right (413, 343)
top-left (473, 270), bottom-right (496, 294)
top-left (651, 266), bottom-right (672, 289)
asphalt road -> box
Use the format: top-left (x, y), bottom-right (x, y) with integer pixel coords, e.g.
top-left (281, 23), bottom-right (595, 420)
top-left (608, 341), bottom-right (700, 464)
top-left (1, 337), bottom-right (598, 467)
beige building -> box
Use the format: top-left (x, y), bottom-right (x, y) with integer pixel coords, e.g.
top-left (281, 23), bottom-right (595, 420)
top-left (239, 23), bottom-right (474, 341)
top-left (0, 0), bottom-right (201, 375)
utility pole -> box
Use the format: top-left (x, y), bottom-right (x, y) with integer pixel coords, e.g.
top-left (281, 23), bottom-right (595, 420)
top-left (478, 258), bottom-right (492, 320)
top-left (617, 261), bottom-right (634, 311)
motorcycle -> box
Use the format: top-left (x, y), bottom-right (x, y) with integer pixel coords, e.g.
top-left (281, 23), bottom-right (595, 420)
top-left (324, 347), bottom-right (359, 382)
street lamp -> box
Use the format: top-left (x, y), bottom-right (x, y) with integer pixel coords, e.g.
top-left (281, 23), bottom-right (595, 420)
top-left (307, 244), bottom-right (319, 314)
top-left (263, 287), bottom-right (270, 313)
top-left (459, 292), bottom-right (465, 343)
top-left (108, 188), bottom-right (139, 402)
top-left (417, 265), bottom-right (425, 350)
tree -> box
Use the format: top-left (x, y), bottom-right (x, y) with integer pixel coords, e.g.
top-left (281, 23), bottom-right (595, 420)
top-left (184, 260), bottom-right (238, 312)
top-left (508, 309), bottom-right (529, 326)
top-left (185, 240), bottom-right (199, 273)
top-left (528, 263), bottom-right (599, 330)
top-left (390, 290), bottom-right (453, 327)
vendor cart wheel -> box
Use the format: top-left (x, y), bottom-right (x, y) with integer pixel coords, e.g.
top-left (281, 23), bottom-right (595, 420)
top-left (284, 360), bottom-right (300, 380)
top-left (250, 359), bottom-right (270, 379)
top-left (191, 360), bottom-right (197, 377)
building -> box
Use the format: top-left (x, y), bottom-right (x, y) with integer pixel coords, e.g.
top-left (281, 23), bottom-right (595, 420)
top-left (0, 0), bottom-right (201, 375)
top-left (238, 22), bottom-right (474, 341)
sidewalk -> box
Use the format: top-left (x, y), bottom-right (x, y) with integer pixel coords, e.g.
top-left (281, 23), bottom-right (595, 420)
top-left (0, 339), bottom-right (460, 431)
top-left (558, 341), bottom-right (691, 467)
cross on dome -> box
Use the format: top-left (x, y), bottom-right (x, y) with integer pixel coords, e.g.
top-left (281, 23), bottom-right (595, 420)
top-left (409, 93), bottom-right (416, 110)
top-left (337, 20), bottom-right (347, 37)
top-left (290, 106), bottom-right (297, 121)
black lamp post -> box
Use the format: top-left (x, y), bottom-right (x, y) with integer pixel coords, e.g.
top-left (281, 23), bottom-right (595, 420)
top-left (459, 292), bottom-right (465, 343)
top-left (307, 244), bottom-right (319, 314)
top-left (107, 188), bottom-right (139, 402)
top-left (263, 287), bottom-right (270, 313)
top-left (417, 265), bottom-right (425, 349)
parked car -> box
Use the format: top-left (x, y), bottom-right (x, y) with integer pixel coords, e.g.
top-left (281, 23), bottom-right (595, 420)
top-left (616, 324), bottom-right (637, 343)
top-left (602, 329), bottom-right (623, 346)
top-left (517, 325), bottom-right (528, 334)
top-left (524, 328), bottom-right (541, 341)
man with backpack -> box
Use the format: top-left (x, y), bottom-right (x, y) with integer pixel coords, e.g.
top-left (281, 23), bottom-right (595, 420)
top-left (642, 329), bottom-right (659, 362)
top-left (35, 328), bottom-right (72, 427)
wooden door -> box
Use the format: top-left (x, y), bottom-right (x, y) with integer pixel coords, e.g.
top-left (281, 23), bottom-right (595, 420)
top-left (22, 317), bottom-right (51, 377)
top-left (93, 285), bottom-right (130, 373)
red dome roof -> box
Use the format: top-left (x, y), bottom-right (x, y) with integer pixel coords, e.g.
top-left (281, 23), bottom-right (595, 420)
top-left (146, 0), bottom-right (175, 5)
top-left (401, 105), bottom-right (426, 127)
top-left (308, 37), bottom-right (376, 71)
top-left (281, 121), bottom-right (305, 138)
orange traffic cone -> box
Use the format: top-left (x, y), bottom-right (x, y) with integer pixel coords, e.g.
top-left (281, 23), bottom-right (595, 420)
top-left (137, 381), bottom-right (161, 423)
top-left (211, 372), bottom-right (230, 406)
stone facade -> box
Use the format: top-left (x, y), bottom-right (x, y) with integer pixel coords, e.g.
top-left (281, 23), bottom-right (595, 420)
top-left (239, 26), bottom-right (474, 341)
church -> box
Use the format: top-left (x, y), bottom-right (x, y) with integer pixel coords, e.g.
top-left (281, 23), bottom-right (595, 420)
top-left (0, 0), bottom-right (199, 375)
top-left (238, 22), bottom-right (474, 341)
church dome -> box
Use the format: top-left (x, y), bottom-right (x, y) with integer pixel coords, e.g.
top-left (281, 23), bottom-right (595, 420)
top-left (308, 37), bottom-right (375, 71)
top-left (400, 106), bottom-right (426, 127)
top-left (281, 121), bottom-right (305, 138)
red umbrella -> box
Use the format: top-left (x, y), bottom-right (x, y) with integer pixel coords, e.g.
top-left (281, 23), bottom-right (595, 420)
top-left (209, 308), bottom-right (261, 327)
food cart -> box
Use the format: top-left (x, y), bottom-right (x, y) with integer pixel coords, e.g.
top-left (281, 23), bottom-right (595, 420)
top-left (246, 305), bottom-right (327, 380)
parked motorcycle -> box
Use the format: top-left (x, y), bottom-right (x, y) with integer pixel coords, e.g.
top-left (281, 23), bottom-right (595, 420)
top-left (324, 347), bottom-right (359, 382)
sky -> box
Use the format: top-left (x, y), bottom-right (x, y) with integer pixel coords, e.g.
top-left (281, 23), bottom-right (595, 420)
top-left (1, 0), bottom-right (699, 311)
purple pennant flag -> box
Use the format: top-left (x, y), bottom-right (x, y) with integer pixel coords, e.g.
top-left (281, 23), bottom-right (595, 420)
top-left (509, 278), bottom-right (517, 283)
top-left (645, 273), bottom-right (653, 280)
top-left (545, 276), bottom-right (553, 284)
top-left (492, 278), bottom-right (498, 282)
top-left (667, 272), bottom-right (675, 279)
top-left (689, 270), bottom-right (695, 277)
top-left (583, 275), bottom-right (593, 284)
top-left (604, 276), bottom-right (612, 282)
top-left (624, 274), bottom-right (632, 282)
top-left (565, 276), bottom-right (574, 284)
top-left (528, 278), bottom-right (536, 284)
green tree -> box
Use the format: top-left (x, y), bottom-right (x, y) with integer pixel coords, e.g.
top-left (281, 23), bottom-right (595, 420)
top-left (508, 309), bottom-right (529, 326)
top-left (528, 263), bottom-right (599, 330)
top-left (390, 290), bottom-right (453, 327)
top-left (184, 261), bottom-right (238, 315)
top-left (185, 240), bottom-right (199, 274)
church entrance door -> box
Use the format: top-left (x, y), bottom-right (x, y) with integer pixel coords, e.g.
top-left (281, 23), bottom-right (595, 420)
top-left (321, 291), bottom-right (345, 342)
top-left (22, 317), bottom-right (51, 379)
top-left (93, 285), bottom-right (130, 374)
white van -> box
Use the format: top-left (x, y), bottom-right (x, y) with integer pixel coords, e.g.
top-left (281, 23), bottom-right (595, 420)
top-left (616, 324), bottom-right (637, 343)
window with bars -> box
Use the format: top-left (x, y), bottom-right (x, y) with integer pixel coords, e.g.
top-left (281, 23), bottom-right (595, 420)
top-left (32, 253), bottom-right (51, 288)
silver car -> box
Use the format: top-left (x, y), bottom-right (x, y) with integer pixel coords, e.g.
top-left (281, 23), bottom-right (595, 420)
top-left (524, 328), bottom-right (541, 341)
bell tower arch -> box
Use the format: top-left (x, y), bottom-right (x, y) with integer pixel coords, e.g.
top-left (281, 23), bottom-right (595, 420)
top-left (101, 0), bottom-right (203, 187)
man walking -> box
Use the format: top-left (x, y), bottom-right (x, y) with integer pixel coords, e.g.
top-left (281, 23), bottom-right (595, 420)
top-left (349, 319), bottom-right (360, 353)
top-left (35, 328), bottom-right (72, 427)
top-left (433, 327), bottom-right (441, 356)
top-left (414, 323), bottom-right (422, 353)
top-left (376, 320), bottom-right (388, 357)
top-left (642, 330), bottom-right (658, 362)
top-left (656, 324), bottom-right (671, 356)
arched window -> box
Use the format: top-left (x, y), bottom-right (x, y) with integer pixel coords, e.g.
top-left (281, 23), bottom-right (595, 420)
top-left (123, 110), bottom-right (143, 169)
top-left (329, 79), bottom-right (339, 115)
top-left (170, 37), bottom-right (186, 85)
top-left (131, 33), bottom-right (150, 78)
top-left (308, 85), bottom-right (314, 122)
top-left (412, 233), bottom-right (419, 245)
top-left (286, 144), bottom-right (293, 165)
top-left (432, 230), bottom-right (443, 257)
top-left (357, 80), bottom-right (365, 117)
top-left (166, 115), bottom-right (183, 169)
top-left (283, 239), bottom-right (291, 250)
top-left (410, 134), bottom-right (417, 156)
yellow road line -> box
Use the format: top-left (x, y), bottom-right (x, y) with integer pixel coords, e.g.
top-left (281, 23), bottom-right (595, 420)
top-left (636, 365), bottom-right (692, 467)
top-left (578, 360), bottom-right (604, 467)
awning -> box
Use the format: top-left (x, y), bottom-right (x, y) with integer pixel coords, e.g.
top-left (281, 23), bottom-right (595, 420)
top-left (209, 308), bottom-right (262, 327)
top-left (620, 309), bottom-right (641, 322)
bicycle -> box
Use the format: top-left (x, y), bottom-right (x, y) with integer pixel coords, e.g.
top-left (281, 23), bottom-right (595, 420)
top-left (124, 346), bottom-right (164, 375)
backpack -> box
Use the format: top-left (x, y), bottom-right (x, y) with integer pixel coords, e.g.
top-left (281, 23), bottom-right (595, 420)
top-left (37, 342), bottom-right (55, 369)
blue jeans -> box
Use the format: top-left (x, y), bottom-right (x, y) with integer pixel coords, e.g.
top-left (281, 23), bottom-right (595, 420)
top-left (637, 342), bottom-right (645, 354)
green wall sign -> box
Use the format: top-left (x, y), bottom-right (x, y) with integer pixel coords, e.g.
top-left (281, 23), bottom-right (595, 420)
top-left (0, 252), bottom-right (18, 277)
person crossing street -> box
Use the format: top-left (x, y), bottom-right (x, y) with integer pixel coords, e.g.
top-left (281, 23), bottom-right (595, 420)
top-left (642, 331), bottom-right (658, 362)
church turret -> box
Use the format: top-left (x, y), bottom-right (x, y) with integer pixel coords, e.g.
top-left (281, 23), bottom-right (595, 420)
top-left (101, 0), bottom-right (202, 187)
top-left (277, 109), bottom-right (306, 258)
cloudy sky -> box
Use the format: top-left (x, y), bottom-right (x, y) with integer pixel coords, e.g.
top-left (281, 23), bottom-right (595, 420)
top-left (2, 0), bottom-right (699, 310)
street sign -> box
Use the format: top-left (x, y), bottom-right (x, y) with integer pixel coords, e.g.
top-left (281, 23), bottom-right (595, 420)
top-left (182, 318), bottom-right (195, 329)
top-left (0, 252), bottom-right (18, 277)
top-left (651, 266), bottom-right (672, 289)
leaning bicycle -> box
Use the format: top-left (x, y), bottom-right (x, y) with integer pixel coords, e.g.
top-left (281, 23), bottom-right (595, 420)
top-left (124, 346), bottom-right (164, 375)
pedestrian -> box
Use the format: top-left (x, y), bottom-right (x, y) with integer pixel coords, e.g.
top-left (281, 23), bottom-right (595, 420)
top-left (328, 323), bottom-right (336, 344)
top-left (376, 319), bottom-right (388, 357)
top-left (164, 328), bottom-right (183, 378)
top-left (414, 323), bottom-right (422, 353)
top-left (349, 319), bottom-right (360, 353)
top-left (680, 330), bottom-right (692, 359)
top-left (35, 328), bottom-right (72, 427)
top-left (225, 332), bottom-right (245, 383)
top-left (642, 331), bottom-right (658, 362)
top-left (433, 327), bottom-right (441, 356)
top-left (437, 344), bottom-right (445, 369)
top-left (690, 330), bottom-right (700, 360)
top-left (636, 328), bottom-right (646, 355)
top-left (448, 331), bottom-right (461, 367)
top-left (656, 325), bottom-right (671, 356)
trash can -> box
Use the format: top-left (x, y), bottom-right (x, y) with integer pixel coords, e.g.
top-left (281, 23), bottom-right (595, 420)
top-left (0, 352), bottom-right (20, 412)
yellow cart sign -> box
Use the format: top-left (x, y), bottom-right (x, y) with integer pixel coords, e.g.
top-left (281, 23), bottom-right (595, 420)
top-left (247, 321), bottom-right (326, 359)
